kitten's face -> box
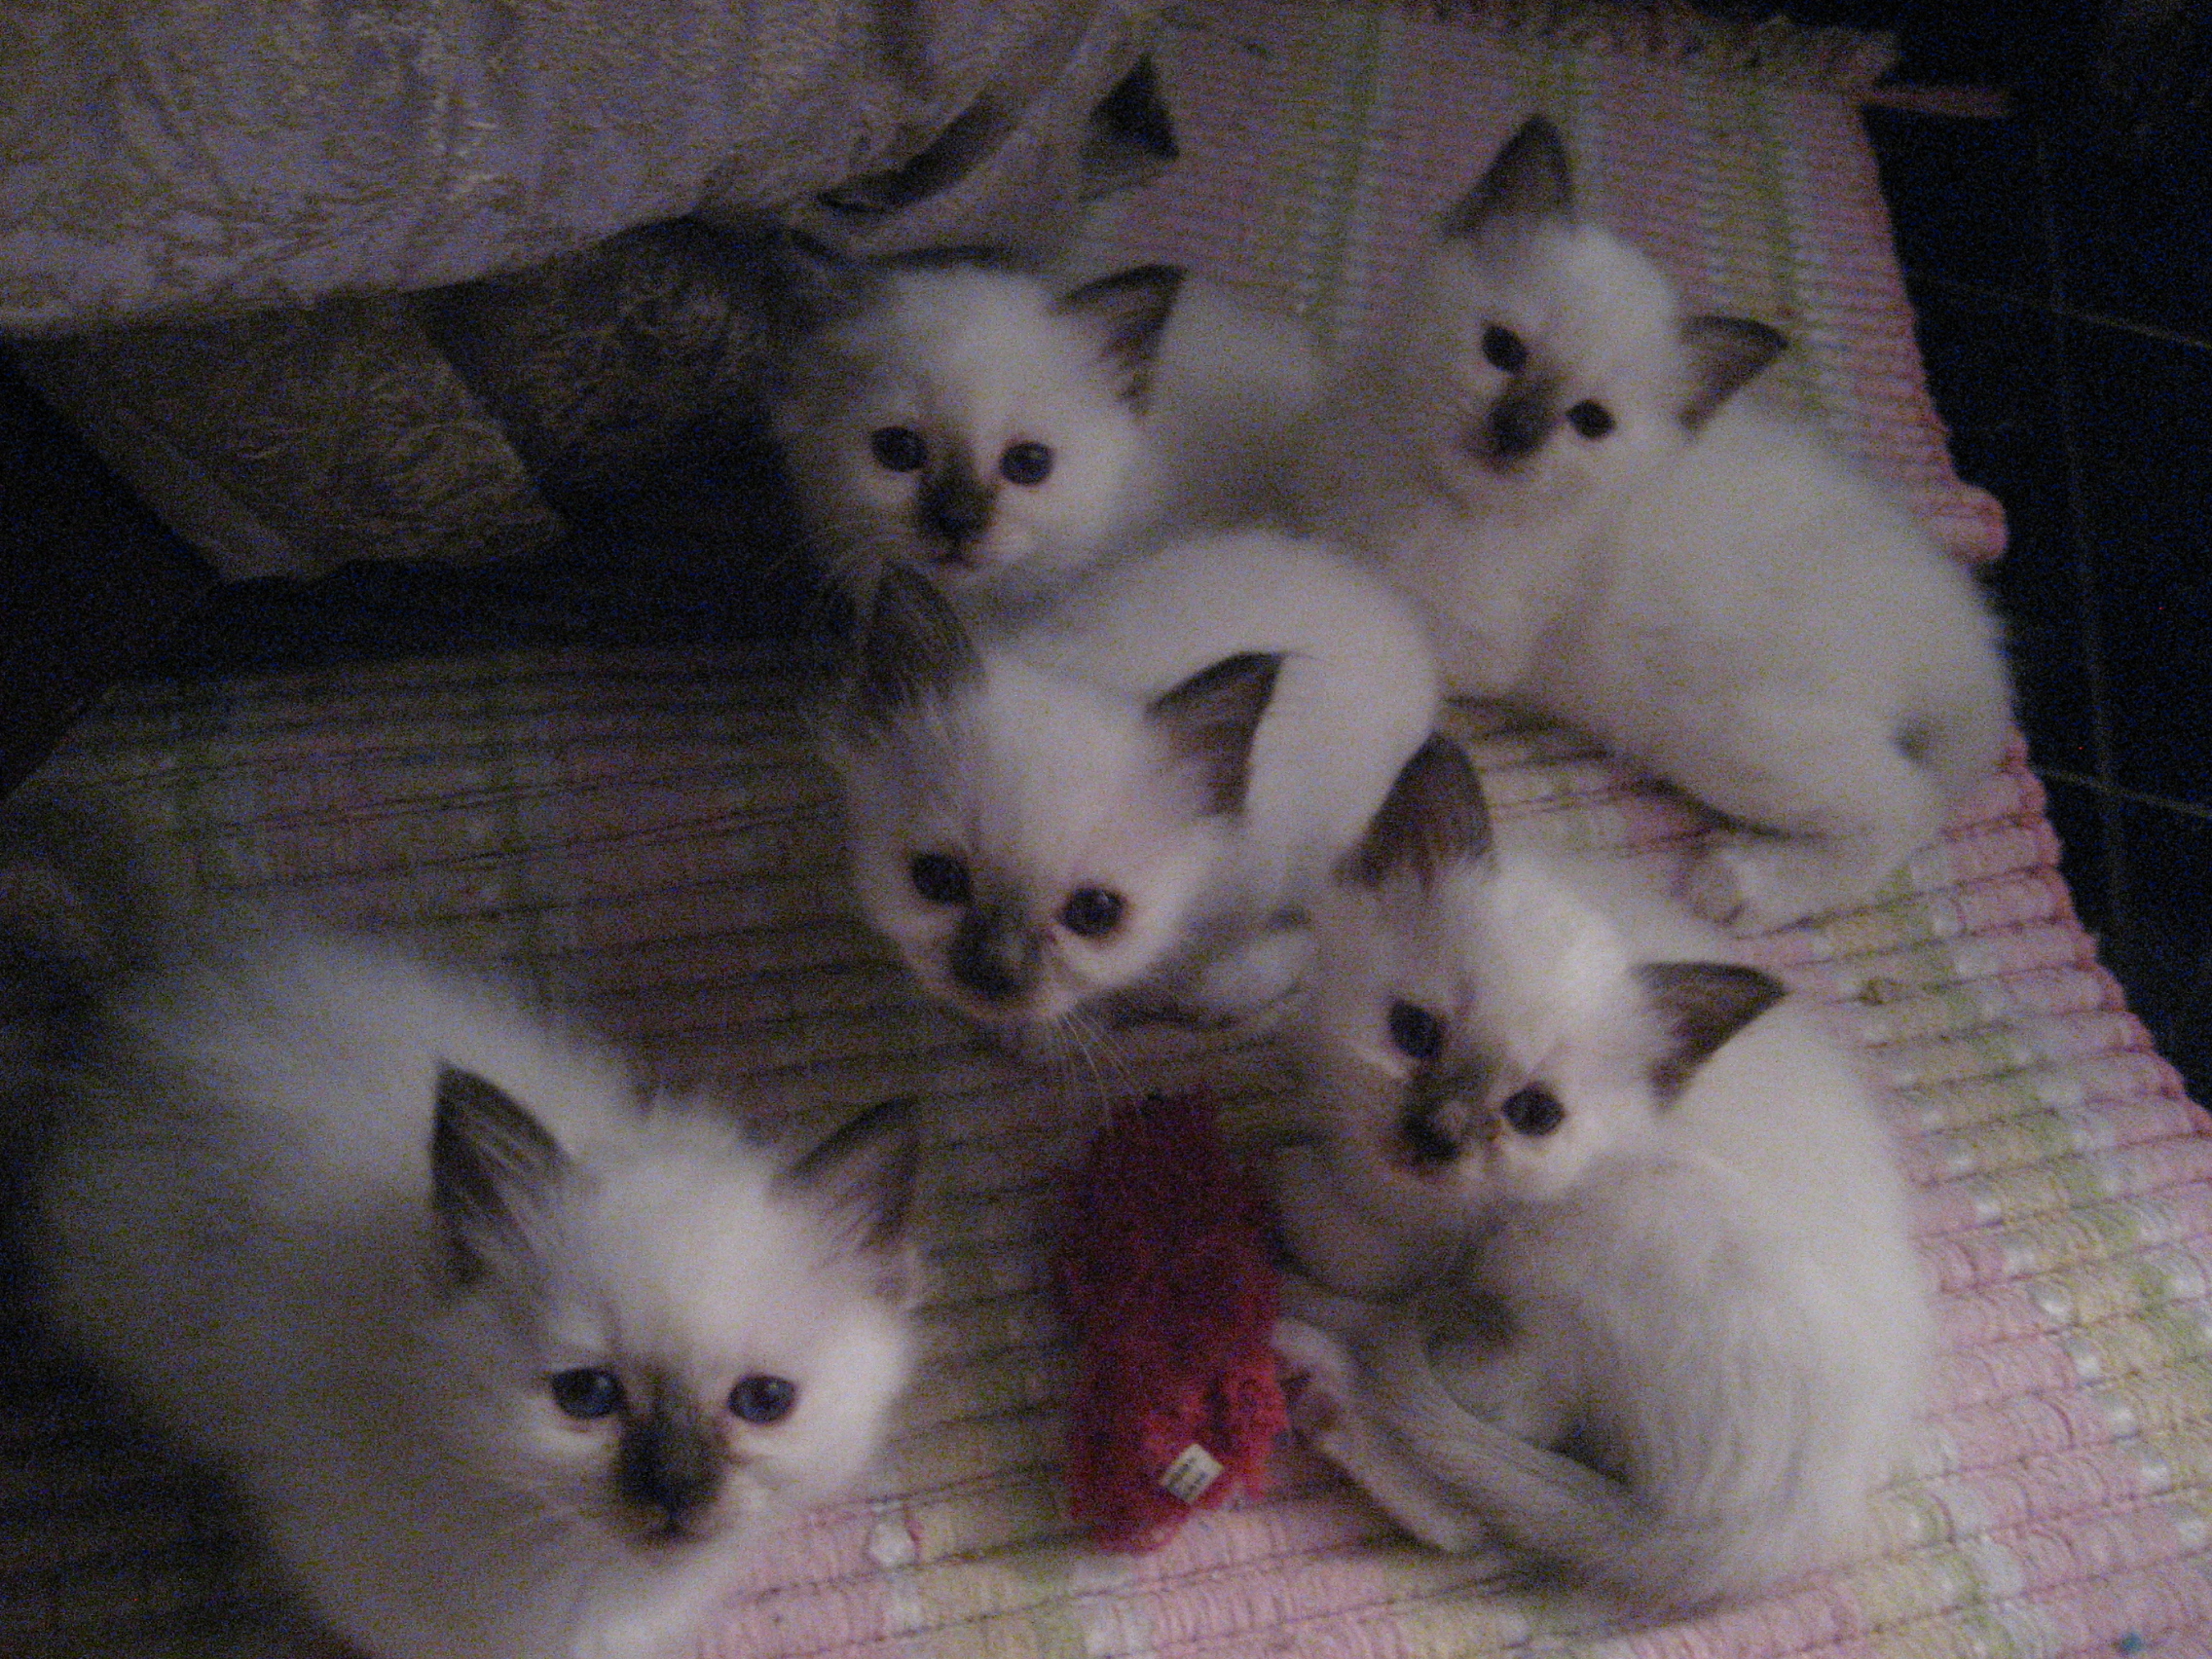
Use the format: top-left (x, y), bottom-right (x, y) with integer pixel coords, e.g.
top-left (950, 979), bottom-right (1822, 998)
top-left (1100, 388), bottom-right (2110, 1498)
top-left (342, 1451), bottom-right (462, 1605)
top-left (1381, 117), bottom-right (1784, 522)
top-left (1285, 737), bottom-right (1785, 1247)
top-left (779, 260), bottom-right (1183, 601)
top-left (430, 1081), bottom-right (919, 1552)
top-left (838, 659), bottom-right (1270, 1033)
top-left (830, 571), bottom-right (1278, 1035)
top-left (1303, 849), bottom-right (1667, 1215)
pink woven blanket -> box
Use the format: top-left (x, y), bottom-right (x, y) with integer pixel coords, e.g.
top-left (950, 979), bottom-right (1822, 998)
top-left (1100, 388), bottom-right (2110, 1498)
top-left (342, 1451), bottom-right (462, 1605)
top-left (10, 4), bottom-right (2208, 1657)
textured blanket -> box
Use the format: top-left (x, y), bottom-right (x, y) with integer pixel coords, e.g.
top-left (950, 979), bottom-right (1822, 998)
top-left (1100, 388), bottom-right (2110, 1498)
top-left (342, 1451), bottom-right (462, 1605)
top-left (7, 4), bottom-right (2208, 1657)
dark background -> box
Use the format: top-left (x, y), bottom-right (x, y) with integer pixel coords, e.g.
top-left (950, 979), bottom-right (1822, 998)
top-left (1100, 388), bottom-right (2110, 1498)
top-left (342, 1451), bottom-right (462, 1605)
top-left (3, 0), bottom-right (2206, 1099)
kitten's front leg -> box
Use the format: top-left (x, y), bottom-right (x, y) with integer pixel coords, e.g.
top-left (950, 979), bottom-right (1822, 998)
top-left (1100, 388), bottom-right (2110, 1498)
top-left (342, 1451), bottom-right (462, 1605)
top-left (1669, 700), bottom-right (1950, 933)
top-left (1272, 1312), bottom-right (1499, 1558)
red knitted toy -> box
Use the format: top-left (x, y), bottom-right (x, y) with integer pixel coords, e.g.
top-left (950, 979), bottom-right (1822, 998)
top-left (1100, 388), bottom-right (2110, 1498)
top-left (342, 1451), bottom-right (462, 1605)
top-left (1055, 1089), bottom-right (1287, 1551)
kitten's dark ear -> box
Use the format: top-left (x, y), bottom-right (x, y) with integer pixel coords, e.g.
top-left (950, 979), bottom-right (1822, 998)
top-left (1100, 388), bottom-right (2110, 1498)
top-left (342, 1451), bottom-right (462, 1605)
top-left (1636, 962), bottom-right (1788, 1100)
top-left (1146, 651), bottom-right (1281, 817)
top-left (1443, 115), bottom-right (1574, 236)
top-left (846, 565), bottom-right (984, 736)
top-left (1055, 263), bottom-right (1185, 404)
top-left (780, 1097), bottom-right (921, 1299)
top-left (766, 229), bottom-right (874, 336)
top-left (1679, 315), bottom-right (1788, 430)
top-left (431, 1065), bottom-right (570, 1286)
top-left (1337, 734), bottom-right (1493, 889)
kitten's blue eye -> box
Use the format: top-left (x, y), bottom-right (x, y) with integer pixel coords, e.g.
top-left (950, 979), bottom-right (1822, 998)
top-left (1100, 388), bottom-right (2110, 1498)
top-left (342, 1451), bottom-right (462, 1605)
top-left (729, 1374), bottom-right (798, 1424)
top-left (869, 426), bottom-right (928, 472)
top-left (1059, 887), bottom-right (1124, 938)
top-left (1387, 1001), bottom-right (1445, 1061)
top-left (1499, 1085), bottom-right (1566, 1137)
top-left (1481, 325), bottom-right (1527, 375)
top-left (1000, 442), bottom-right (1053, 487)
top-left (909, 853), bottom-right (971, 905)
top-left (1567, 401), bottom-right (1614, 440)
top-left (549, 1368), bottom-right (624, 1420)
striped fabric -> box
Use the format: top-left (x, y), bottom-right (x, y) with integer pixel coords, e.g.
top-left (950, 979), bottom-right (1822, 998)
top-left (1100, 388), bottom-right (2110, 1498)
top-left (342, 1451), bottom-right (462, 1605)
top-left (8, 4), bottom-right (2208, 1657)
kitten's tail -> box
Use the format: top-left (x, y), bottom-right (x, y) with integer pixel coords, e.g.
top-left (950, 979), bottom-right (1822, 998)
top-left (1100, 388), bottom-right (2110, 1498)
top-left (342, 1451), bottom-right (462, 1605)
top-left (1368, 1335), bottom-right (1853, 1612)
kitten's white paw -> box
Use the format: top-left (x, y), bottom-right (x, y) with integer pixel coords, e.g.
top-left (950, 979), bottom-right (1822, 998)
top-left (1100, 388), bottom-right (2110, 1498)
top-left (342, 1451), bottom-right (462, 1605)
top-left (1683, 839), bottom-right (1822, 935)
top-left (1272, 1316), bottom-right (1357, 1438)
top-left (1190, 927), bottom-right (1314, 1021)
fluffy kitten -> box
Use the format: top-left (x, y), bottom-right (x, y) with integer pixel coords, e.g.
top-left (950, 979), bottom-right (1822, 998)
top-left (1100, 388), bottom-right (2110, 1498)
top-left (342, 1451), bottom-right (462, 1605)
top-left (16, 803), bottom-right (921, 1659)
top-left (1307, 117), bottom-right (2012, 932)
top-left (1269, 736), bottom-right (1930, 1611)
top-left (826, 527), bottom-right (1440, 1040)
top-left (776, 247), bottom-right (1317, 609)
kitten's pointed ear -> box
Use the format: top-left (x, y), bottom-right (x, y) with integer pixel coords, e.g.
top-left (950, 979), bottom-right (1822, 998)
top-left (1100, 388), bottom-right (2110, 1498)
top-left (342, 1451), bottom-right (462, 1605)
top-left (846, 566), bottom-right (984, 736)
top-left (1443, 115), bottom-right (1574, 236)
top-left (1679, 315), bottom-right (1788, 430)
top-left (780, 1096), bottom-right (921, 1297)
top-left (1146, 651), bottom-right (1282, 818)
top-left (767, 229), bottom-right (873, 336)
top-left (431, 1065), bottom-right (570, 1286)
top-left (1055, 263), bottom-right (1185, 404)
top-left (1636, 962), bottom-right (1788, 1100)
top-left (1336, 734), bottom-right (1493, 889)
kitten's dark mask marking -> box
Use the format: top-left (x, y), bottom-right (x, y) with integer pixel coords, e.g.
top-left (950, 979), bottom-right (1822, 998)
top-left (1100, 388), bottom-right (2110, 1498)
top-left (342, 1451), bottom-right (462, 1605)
top-left (948, 906), bottom-right (1043, 1005)
top-left (917, 452), bottom-right (995, 560)
top-left (616, 1383), bottom-right (723, 1538)
top-left (1338, 734), bottom-right (1493, 889)
top-left (1485, 380), bottom-right (1558, 462)
top-left (1636, 960), bottom-right (1788, 1100)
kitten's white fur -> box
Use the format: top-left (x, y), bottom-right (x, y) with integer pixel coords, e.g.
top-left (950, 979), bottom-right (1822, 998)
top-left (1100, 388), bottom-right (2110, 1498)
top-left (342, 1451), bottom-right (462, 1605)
top-left (22, 829), bottom-right (920, 1659)
top-left (1308, 118), bottom-right (2011, 931)
top-left (1271, 738), bottom-right (1930, 1610)
top-left (829, 528), bottom-right (1439, 1037)
top-left (778, 254), bottom-right (1317, 609)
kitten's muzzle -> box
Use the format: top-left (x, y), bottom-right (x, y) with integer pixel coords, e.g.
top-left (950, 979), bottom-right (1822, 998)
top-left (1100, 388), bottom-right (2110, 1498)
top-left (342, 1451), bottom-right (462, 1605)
top-left (1398, 1067), bottom-right (1493, 1166)
top-left (947, 909), bottom-right (1041, 1006)
top-left (918, 468), bottom-right (993, 558)
top-left (616, 1397), bottom-right (724, 1541)
top-left (1480, 384), bottom-right (1556, 465)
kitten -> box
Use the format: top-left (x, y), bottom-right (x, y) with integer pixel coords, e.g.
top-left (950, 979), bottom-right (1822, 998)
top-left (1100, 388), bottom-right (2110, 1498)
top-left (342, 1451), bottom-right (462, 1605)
top-left (15, 803), bottom-right (922, 1659)
top-left (775, 246), bottom-right (1317, 610)
top-left (1307, 116), bottom-right (2012, 932)
top-left (1268, 735), bottom-right (1931, 1611)
top-left (826, 527), bottom-right (1440, 1041)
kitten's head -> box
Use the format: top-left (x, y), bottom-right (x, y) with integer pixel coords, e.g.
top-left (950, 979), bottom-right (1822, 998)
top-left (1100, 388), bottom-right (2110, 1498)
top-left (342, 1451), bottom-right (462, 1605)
top-left (829, 568), bottom-right (1279, 1034)
top-left (776, 249), bottom-right (1186, 603)
top-left (1379, 116), bottom-right (1786, 519)
top-left (427, 1075), bottom-right (921, 1551)
top-left (1292, 735), bottom-right (1785, 1226)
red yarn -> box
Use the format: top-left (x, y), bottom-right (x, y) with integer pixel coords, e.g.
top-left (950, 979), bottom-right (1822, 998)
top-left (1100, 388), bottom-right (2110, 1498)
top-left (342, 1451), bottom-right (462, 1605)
top-left (1055, 1090), bottom-right (1287, 1551)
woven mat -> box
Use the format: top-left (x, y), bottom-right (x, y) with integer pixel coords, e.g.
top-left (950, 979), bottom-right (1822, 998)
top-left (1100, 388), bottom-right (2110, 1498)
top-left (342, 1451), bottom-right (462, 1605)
top-left (9, 3), bottom-right (2211, 1657)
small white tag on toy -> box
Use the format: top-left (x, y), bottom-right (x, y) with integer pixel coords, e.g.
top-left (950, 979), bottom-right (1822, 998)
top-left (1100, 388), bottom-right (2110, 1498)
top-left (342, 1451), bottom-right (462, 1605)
top-left (1159, 1443), bottom-right (1224, 1504)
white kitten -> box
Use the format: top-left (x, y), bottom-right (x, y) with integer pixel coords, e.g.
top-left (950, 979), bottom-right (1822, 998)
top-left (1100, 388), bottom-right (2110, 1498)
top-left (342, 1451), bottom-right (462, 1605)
top-left (17, 805), bottom-right (921, 1659)
top-left (1270, 736), bottom-right (1930, 1612)
top-left (776, 247), bottom-right (1317, 609)
top-left (1308, 118), bottom-right (2012, 931)
top-left (826, 528), bottom-right (1440, 1040)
